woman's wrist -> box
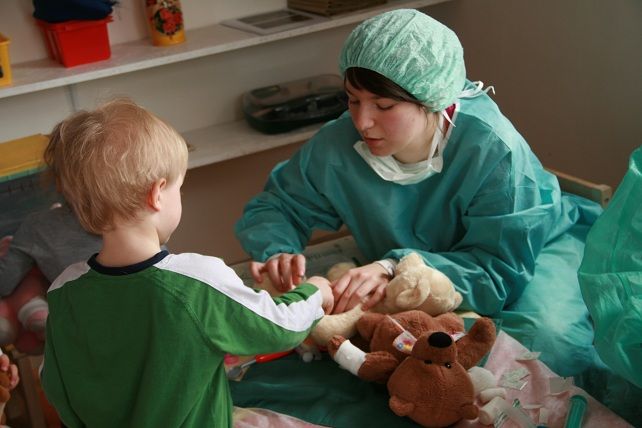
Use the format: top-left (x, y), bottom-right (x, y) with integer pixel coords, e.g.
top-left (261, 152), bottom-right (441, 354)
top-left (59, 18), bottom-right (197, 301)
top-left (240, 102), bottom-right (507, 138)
top-left (374, 258), bottom-right (397, 278)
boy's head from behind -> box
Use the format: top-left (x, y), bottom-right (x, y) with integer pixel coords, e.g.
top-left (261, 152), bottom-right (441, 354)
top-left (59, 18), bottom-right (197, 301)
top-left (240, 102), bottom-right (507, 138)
top-left (44, 98), bottom-right (188, 237)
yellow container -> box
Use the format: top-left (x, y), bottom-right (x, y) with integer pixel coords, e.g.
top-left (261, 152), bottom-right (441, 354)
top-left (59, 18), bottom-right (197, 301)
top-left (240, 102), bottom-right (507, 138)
top-left (0, 33), bottom-right (12, 87)
top-left (146, 0), bottom-right (186, 46)
top-left (0, 134), bottom-right (49, 182)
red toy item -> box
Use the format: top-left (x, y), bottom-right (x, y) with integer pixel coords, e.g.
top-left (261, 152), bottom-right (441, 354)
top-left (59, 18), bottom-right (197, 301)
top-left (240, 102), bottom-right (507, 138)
top-left (36, 16), bottom-right (113, 67)
top-left (226, 350), bottom-right (293, 379)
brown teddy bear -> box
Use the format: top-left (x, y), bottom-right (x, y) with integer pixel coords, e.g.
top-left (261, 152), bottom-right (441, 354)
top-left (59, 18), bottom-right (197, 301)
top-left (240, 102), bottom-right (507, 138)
top-left (387, 330), bottom-right (479, 427)
top-left (328, 310), bottom-right (495, 384)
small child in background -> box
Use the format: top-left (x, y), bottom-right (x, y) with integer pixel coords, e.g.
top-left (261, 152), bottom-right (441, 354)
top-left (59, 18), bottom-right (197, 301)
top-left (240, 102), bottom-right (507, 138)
top-left (0, 203), bottom-right (101, 351)
top-left (40, 98), bottom-right (334, 428)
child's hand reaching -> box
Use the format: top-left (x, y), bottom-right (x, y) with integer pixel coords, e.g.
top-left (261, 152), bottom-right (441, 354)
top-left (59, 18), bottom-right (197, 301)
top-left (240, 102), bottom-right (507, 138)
top-left (305, 276), bottom-right (335, 314)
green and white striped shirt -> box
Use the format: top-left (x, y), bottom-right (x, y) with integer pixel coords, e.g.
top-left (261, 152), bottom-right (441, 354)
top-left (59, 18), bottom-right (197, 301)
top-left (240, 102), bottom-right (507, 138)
top-left (42, 251), bottom-right (323, 428)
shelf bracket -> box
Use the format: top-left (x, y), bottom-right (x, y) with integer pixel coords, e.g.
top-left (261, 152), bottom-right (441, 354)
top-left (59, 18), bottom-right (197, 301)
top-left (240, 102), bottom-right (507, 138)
top-left (65, 83), bottom-right (79, 112)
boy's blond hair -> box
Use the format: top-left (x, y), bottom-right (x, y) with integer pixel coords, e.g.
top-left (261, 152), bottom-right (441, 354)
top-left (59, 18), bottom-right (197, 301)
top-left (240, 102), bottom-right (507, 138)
top-left (44, 98), bottom-right (188, 234)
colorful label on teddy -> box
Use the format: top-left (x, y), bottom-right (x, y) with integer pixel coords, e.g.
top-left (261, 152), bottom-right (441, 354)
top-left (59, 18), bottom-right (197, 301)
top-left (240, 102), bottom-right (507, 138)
top-left (393, 330), bottom-right (417, 354)
top-left (386, 315), bottom-right (418, 353)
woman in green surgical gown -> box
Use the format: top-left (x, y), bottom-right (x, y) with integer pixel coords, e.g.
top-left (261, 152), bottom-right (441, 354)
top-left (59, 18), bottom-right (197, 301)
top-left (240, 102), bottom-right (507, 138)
top-left (235, 9), bottom-right (602, 378)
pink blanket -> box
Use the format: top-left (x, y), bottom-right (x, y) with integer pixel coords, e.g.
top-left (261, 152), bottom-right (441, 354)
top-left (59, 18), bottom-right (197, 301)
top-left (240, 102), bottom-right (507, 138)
top-left (455, 331), bottom-right (632, 428)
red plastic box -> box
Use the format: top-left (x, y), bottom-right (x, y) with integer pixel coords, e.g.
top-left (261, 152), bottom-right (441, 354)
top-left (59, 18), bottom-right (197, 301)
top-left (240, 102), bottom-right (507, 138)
top-left (36, 16), bottom-right (113, 67)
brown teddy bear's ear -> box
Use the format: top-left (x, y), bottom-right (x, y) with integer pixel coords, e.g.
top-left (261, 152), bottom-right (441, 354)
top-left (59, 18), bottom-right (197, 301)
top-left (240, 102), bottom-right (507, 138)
top-left (456, 317), bottom-right (497, 370)
top-left (357, 312), bottom-right (386, 340)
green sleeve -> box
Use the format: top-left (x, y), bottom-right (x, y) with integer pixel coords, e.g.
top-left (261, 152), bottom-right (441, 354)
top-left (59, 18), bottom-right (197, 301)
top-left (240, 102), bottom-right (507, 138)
top-left (235, 127), bottom-right (344, 262)
top-left (172, 258), bottom-right (325, 356)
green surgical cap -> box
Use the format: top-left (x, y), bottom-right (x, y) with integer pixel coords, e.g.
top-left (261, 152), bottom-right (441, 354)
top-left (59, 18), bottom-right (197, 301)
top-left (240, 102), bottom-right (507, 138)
top-left (339, 9), bottom-right (465, 112)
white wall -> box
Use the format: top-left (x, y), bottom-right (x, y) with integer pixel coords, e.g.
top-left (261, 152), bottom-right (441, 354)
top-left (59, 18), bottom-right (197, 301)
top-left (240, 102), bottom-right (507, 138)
top-left (426, 0), bottom-right (642, 191)
top-left (1, 0), bottom-right (640, 262)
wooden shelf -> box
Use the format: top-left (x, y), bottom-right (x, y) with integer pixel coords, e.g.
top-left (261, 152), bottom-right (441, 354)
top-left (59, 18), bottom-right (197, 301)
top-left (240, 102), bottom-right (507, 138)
top-left (0, 0), bottom-right (450, 100)
top-left (1, 0), bottom-right (452, 175)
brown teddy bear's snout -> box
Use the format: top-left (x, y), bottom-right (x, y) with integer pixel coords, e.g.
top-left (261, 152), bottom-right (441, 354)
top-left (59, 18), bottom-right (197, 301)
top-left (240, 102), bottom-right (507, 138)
top-left (414, 331), bottom-right (457, 365)
top-left (428, 331), bottom-right (452, 348)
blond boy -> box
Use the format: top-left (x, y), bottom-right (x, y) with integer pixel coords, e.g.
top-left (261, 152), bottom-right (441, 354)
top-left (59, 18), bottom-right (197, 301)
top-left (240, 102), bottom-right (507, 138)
top-left (41, 99), bottom-right (333, 428)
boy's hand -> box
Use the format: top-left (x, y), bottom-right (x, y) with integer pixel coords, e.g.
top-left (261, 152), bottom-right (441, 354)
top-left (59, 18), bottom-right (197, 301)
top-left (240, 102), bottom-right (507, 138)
top-left (305, 276), bottom-right (334, 314)
top-left (249, 253), bottom-right (307, 292)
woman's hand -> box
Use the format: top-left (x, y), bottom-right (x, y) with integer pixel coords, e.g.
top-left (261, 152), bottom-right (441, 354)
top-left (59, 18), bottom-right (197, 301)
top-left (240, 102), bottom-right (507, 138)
top-left (331, 262), bottom-right (390, 314)
top-left (249, 253), bottom-right (307, 292)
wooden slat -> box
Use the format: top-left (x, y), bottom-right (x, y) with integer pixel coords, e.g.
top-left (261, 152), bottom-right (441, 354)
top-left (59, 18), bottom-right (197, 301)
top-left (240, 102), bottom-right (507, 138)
top-left (547, 167), bottom-right (612, 207)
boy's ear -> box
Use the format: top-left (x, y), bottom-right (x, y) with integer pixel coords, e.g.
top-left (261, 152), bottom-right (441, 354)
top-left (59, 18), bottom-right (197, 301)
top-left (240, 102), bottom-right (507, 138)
top-left (148, 178), bottom-right (167, 212)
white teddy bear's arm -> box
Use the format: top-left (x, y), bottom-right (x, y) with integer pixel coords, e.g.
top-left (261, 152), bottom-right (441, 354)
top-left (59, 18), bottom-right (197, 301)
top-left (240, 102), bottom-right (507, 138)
top-left (310, 305), bottom-right (365, 346)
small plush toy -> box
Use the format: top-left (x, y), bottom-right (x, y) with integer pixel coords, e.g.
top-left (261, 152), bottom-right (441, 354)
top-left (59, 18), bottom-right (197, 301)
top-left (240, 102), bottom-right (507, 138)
top-left (387, 330), bottom-right (479, 427)
top-left (310, 253), bottom-right (463, 346)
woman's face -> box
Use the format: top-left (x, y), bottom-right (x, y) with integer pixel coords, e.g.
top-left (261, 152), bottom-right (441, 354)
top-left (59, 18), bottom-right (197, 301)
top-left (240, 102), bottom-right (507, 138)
top-left (346, 80), bottom-right (433, 164)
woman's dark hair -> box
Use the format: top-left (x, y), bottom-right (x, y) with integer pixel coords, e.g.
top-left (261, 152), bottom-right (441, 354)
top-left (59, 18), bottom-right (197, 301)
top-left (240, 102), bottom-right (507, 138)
top-left (344, 67), bottom-right (425, 108)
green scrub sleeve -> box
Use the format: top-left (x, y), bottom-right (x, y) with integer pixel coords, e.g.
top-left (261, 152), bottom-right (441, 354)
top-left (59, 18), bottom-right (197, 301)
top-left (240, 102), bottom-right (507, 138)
top-left (235, 148), bottom-right (344, 262)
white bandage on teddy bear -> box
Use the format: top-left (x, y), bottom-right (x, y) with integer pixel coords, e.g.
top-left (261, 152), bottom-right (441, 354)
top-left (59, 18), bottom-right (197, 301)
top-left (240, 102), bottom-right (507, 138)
top-left (333, 340), bottom-right (367, 375)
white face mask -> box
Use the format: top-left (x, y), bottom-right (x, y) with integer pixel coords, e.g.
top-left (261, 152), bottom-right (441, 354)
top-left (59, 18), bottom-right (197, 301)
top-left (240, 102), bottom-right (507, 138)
top-left (354, 112), bottom-right (448, 185)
